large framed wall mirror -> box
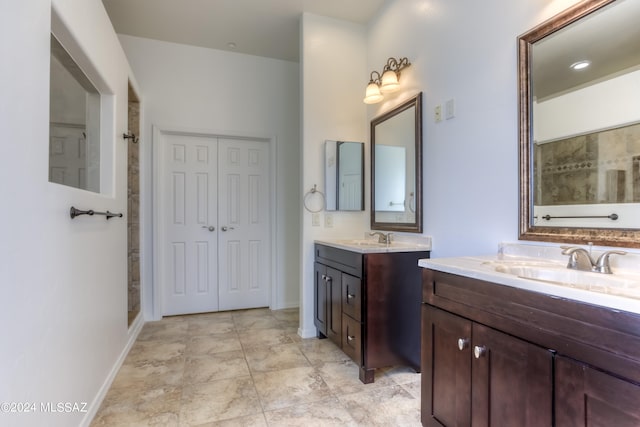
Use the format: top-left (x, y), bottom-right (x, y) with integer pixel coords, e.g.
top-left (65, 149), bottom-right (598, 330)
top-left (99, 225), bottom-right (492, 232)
top-left (371, 92), bottom-right (423, 233)
top-left (519, 0), bottom-right (640, 247)
top-left (325, 140), bottom-right (364, 211)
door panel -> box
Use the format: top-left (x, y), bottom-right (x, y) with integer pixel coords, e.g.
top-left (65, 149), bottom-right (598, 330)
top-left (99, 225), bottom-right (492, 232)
top-left (159, 133), bottom-right (271, 315)
top-left (422, 306), bottom-right (472, 427)
top-left (217, 138), bottom-right (270, 310)
top-left (471, 323), bottom-right (552, 427)
top-left (161, 134), bottom-right (218, 315)
top-left (556, 355), bottom-right (640, 427)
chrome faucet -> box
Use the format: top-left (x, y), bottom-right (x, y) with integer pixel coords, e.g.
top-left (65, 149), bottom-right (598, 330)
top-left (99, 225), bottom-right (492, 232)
top-left (561, 246), bottom-right (626, 274)
top-left (369, 231), bottom-right (393, 244)
top-left (593, 250), bottom-right (626, 274)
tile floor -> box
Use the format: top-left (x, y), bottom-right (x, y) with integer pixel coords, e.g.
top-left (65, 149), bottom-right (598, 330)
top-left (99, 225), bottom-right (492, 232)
top-left (91, 308), bottom-right (422, 426)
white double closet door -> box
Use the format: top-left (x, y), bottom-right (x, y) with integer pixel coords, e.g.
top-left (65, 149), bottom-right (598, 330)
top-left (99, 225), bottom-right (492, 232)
top-left (159, 132), bottom-right (270, 316)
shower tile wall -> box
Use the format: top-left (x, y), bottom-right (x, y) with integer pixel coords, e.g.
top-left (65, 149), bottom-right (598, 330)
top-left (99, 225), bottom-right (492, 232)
top-left (128, 97), bottom-right (140, 325)
top-left (535, 123), bottom-right (640, 205)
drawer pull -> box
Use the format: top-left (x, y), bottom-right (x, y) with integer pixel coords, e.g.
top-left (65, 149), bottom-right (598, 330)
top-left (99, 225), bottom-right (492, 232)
top-left (347, 293), bottom-right (356, 300)
top-left (347, 335), bottom-right (356, 342)
top-left (457, 338), bottom-right (469, 351)
top-left (473, 345), bottom-right (487, 359)
top-left (321, 274), bottom-right (326, 280)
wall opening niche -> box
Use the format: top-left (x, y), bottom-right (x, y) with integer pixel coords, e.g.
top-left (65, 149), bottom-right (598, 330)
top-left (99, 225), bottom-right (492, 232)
top-left (127, 82), bottom-right (141, 326)
top-left (49, 34), bottom-right (101, 192)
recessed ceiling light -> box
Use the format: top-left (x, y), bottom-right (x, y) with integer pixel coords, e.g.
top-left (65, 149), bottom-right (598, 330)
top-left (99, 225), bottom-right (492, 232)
top-left (227, 42), bottom-right (237, 49)
top-left (570, 60), bottom-right (591, 70)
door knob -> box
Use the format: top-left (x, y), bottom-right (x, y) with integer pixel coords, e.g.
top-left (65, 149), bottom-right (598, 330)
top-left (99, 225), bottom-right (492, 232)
top-left (221, 226), bottom-right (235, 232)
top-left (457, 338), bottom-right (469, 351)
top-left (201, 226), bottom-right (215, 232)
top-left (473, 345), bottom-right (487, 359)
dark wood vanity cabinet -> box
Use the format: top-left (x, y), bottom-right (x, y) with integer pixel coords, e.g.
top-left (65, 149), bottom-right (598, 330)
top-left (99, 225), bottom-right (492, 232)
top-left (314, 243), bottom-right (429, 383)
top-left (421, 269), bottom-right (640, 427)
top-left (422, 306), bottom-right (552, 426)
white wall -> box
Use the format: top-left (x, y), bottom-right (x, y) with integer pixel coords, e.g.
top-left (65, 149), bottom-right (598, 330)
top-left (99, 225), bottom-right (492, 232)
top-left (0, 1), bottom-right (135, 426)
top-left (365, 0), bottom-right (583, 258)
top-left (300, 14), bottom-right (368, 337)
top-left (534, 69), bottom-right (640, 142)
top-left (117, 35), bottom-right (301, 315)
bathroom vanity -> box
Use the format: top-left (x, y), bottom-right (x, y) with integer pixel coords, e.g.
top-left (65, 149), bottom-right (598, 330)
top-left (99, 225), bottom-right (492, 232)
top-left (419, 252), bottom-right (640, 426)
top-left (314, 239), bottom-right (430, 383)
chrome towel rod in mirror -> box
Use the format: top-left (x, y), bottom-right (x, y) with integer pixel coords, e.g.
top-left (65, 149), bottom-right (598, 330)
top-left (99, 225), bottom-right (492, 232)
top-left (70, 206), bottom-right (123, 220)
top-left (539, 213), bottom-right (618, 221)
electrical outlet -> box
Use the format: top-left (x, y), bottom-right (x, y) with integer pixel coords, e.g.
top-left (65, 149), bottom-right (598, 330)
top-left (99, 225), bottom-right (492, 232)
top-left (434, 105), bottom-right (442, 123)
top-left (312, 213), bottom-right (320, 226)
top-left (324, 213), bottom-right (333, 228)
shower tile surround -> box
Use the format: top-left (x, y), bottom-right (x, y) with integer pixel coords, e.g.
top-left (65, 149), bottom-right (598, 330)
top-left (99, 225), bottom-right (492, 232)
top-left (91, 308), bottom-right (421, 426)
top-left (535, 122), bottom-right (640, 205)
top-left (127, 95), bottom-right (141, 325)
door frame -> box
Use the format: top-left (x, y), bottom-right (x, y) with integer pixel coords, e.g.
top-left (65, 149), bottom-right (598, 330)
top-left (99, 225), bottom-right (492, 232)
top-left (151, 125), bottom-right (277, 320)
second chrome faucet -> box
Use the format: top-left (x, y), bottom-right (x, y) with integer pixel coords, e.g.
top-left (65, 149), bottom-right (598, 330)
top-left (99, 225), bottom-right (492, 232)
top-left (561, 246), bottom-right (626, 274)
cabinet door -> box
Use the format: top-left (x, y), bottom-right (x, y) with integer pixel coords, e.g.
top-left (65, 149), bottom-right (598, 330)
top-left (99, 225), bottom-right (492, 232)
top-left (326, 267), bottom-right (342, 346)
top-left (471, 323), bottom-right (553, 427)
top-left (422, 306), bottom-right (472, 427)
top-left (556, 355), bottom-right (640, 427)
top-left (313, 262), bottom-right (327, 336)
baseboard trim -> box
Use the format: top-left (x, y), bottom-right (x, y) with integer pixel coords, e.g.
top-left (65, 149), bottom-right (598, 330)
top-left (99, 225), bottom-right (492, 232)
top-left (298, 326), bottom-right (317, 339)
top-left (80, 312), bottom-right (144, 426)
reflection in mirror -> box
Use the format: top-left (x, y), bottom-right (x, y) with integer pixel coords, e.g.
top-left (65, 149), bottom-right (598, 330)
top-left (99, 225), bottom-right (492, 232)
top-left (325, 140), bottom-right (364, 211)
top-left (519, 0), bottom-right (640, 247)
top-left (50, 34), bottom-right (101, 192)
top-left (374, 145), bottom-right (406, 212)
top-left (371, 92), bottom-right (422, 233)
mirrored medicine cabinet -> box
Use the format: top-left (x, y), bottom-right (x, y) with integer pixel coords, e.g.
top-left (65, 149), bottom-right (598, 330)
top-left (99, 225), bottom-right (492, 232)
top-left (325, 140), bottom-right (365, 211)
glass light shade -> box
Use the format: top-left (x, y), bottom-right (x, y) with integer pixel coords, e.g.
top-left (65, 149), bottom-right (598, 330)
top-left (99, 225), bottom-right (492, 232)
top-left (363, 82), bottom-right (383, 104)
top-left (380, 70), bottom-right (400, 93)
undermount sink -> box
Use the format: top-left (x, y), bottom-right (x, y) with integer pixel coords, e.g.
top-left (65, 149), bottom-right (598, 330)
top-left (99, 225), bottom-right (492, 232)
top-left (492, 263), bottom-right (640, 299)
top-left (336, 239), bottom-right (387, 247)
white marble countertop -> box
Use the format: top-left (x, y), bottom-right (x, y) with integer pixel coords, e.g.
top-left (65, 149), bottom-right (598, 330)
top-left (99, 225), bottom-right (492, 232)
top-left (315, 234), bottom-right (432, 254)
top-left (418, 243), bottom-right (640, 315)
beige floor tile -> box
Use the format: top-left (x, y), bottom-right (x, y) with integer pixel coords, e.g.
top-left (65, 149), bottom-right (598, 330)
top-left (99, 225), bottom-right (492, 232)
top-left (233, 315), bottom-right (282, 330)
top-left (179, 376), bottom-right (261, 426)
top-left (298, 338), bottom-right (352, 366)
top-left (186, 332), bottom-right (242, 355)
top-left (317, 360), bottom-right (396, 396)
top-left (91, 385), bottom-right (181, 426)
top-left (238, 327), bottom-right (293, 349)
top-left (244, 343), bottom-right (310, 373)
top-left (111, 358), bottom-right (185, 390)
top-left (197, 412), bottom-right (268, 426)
top-left (188, 317), bottom-right (236, 336)
top-left (184, 350), bottom-right (250, 384)
top-left (338, 384), bottom-right (421, 426)
top-left (264, 397), bottom-right (357, 426)
top-left (92, 308), bottom-right (423, 426)
top-left (137, 319), bottom-right (189, 342)
top-left (252, 366), bottom-right (333, 411)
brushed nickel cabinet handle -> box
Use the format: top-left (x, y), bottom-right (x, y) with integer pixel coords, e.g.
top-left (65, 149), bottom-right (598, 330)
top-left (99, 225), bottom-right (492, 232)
top-left (474, 345), bottom-right (486, 359)
top-left (457, 338), bottom-right (469, 351)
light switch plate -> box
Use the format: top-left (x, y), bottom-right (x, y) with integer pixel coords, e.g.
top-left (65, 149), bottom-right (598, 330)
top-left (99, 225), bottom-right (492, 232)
top-left (445, 98), bottom-right (455, 119)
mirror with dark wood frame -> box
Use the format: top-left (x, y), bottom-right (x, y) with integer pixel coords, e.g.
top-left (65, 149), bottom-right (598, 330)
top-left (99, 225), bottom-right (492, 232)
top-left (518, 0), bottom-right (640, 248)
top-left (371, 92), bottom-right (422, 233)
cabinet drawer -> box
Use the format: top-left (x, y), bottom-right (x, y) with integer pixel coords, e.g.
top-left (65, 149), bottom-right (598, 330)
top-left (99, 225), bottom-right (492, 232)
top-left (342, 274), bottom-right (361, 321)
top-left (315, 244), bottom-right (363, 277)
top-left (342, 313), bottom-right (362, 364)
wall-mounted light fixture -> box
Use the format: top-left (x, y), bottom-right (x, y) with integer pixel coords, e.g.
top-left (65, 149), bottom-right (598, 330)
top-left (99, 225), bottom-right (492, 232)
top-left (363, 57), bottom-right (411, 104)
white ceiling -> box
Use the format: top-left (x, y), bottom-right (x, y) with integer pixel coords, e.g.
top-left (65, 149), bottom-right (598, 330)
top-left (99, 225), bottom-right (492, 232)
top-left (102, 0), bottom-right (386, 62)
